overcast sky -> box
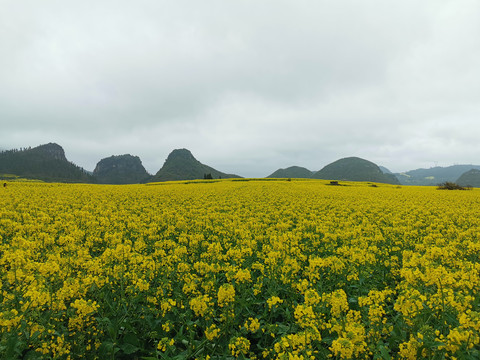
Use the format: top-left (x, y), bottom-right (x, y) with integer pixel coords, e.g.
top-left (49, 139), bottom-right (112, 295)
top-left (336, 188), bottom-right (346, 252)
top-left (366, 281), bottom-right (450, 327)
top-left (1, 1), bottom-right (480, 177)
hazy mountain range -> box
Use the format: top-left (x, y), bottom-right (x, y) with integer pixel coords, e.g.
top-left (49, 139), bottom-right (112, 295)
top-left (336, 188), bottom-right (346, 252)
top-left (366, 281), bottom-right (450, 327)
top-left (394, 165), bottom-right (480, 186)
top-left (1, 142), bottom-right (480, 186)
top-left (0, 143), bottom-right (241, 184)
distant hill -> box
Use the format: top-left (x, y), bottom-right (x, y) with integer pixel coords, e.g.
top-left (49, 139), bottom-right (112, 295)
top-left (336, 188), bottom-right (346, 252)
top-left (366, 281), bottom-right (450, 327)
top-left (312, 157), bottom-right (400, 184)
top-left (456, 169), bottom-right (480, 187)
top-left (93, 154), bottom-right (151, 184)
top-left (379, 166), bottom-right (393, 174)
top-left (151, 149), bottom-right (241, 182)
top-left (267, 166), bottom-right (313, 178)
top-left (395, 165), bottom-right (480, 186)
top-left (0, 143), bottom-right (93, 183)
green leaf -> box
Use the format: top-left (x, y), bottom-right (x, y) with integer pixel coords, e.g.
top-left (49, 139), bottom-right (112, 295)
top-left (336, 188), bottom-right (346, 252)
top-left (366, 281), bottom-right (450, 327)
top-left (123, 332), bottom-right (141, 347)
top-left (379, 344), bottom-right (391, 360)
top-left (120, 342), bottom-right (140, 355)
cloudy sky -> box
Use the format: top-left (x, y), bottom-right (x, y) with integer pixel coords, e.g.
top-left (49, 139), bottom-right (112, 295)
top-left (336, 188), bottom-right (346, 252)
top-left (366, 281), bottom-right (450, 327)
top-left (1, 1), bottom-right (480, 177)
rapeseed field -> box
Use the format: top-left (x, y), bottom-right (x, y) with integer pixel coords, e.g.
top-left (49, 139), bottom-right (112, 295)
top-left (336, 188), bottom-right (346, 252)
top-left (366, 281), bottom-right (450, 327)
top-left (0, 180), bottom-right (479, 359)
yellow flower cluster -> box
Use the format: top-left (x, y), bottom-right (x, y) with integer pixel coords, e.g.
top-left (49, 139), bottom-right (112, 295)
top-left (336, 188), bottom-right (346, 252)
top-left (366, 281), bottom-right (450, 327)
top-left (229, 336), bottom-right (250, 357)
top-left (189, 294), bottom-right (213, 318)
top-left (157, 337), bottom-right (174, 351)
top-left (267, 296), bottom-right (284, 310)
top-left (205, 324), bottom-right (220, 341)
top-left (1, 179), bottom-right (480, 358)
top-left (244, 317), bottom-right (261, 333)
top-left (217, 283), bottom-right (235, 308)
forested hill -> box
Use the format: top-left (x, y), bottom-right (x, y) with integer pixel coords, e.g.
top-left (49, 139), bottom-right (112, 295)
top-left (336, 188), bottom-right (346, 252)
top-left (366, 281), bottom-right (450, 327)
top-left (93, 154), bottom-right (151, 184)
top-left (456, 169), bottom-right (480, 187)
top-left (312, 157), bottom-right (401, 185)
top-left (151, 149), bottom-right (241, 182)
top-left (267, 166), bottom-right (314, 178)
top-left (0, 143), bottom-right (93, 183)
top-left (394, 165), bottom-right (480, 186)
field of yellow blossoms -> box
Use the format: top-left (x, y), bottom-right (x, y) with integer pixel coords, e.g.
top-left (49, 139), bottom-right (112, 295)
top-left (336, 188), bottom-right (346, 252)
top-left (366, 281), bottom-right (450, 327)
top-left (1, 179), bottom-right (480, 359)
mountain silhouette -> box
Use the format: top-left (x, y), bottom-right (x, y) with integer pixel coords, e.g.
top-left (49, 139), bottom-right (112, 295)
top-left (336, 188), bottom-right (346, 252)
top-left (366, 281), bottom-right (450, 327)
top-left (2, 142), bottom-right (479, 186)
top-left (312, 157), bottom-right (400, 184)
top-left (267, 166), bottom-right (313, 178)
top-left (151, 149), bottom-right (241, 182)
top-left (456, 169), bottom-right (480, 187)
top-left (395, 165), bottom-right (480, 185)
top-left (0, 143), bottom-right (92, 182)
top-left (93, 154), bottom-right (151, 184)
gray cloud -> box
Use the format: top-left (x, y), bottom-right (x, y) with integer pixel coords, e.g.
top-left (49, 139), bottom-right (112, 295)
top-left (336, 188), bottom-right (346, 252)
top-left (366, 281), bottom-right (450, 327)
top-left (1, 1), bottom-right (480, 177)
